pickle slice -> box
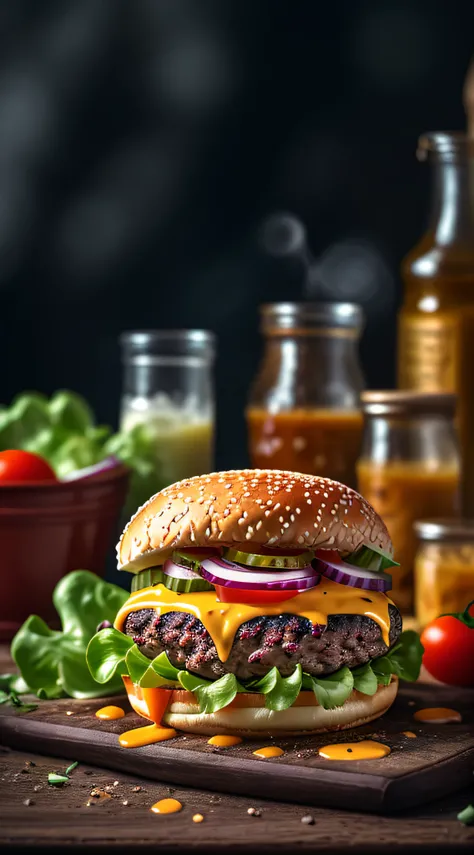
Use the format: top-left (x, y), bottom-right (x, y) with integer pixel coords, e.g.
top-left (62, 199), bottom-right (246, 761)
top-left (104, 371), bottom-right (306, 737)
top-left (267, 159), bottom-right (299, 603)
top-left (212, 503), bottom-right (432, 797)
top-left (224, 548), bottom-right (314, 569)
top-left (171, 549), bottom-right (217, 573)
top-left (131, 567), bottom-right (213, 594)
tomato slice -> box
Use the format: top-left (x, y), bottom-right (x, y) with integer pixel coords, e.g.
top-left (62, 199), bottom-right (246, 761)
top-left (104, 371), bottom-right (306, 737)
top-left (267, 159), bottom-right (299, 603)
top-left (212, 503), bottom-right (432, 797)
top-left (215, 585), bottom-right (299, 605)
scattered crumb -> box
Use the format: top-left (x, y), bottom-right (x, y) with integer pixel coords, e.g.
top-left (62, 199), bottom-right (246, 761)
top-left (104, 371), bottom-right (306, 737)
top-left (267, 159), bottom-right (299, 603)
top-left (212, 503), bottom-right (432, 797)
top-left (132, 786), bottom-right (142, 792)
top-left (113, 781), bottom-right (119, 787)
top-left (66, 711), bottom-right (75, 716)
top-left (122, 800), bottom-right (129, 806)
top-left (209, 795), bottom-right (221, 804)
top-left (301, 815), bottom-right (315, 825)
top-left (23, 799), bottom-right (34, 807)
top-left (247, 807), bottom-right (262, 817)
top-left (25, 761), bottom-right (36, 768)
top-left (33, 785), bottom-right (42, 792)
top-left (193, 814), bottom-right (204, 823)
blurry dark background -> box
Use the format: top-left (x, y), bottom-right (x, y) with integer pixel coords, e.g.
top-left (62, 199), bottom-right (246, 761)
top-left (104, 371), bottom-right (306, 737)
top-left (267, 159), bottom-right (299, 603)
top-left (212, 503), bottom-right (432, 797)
top-left (0, 0), bottom-right (473, 470)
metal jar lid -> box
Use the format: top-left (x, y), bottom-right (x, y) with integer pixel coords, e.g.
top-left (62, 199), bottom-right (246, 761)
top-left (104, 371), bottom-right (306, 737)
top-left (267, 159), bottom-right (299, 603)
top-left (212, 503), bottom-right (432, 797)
top-left (360, 390), bottom-right (457, 418)
top-left (414, 519), bottom-right (474, 543)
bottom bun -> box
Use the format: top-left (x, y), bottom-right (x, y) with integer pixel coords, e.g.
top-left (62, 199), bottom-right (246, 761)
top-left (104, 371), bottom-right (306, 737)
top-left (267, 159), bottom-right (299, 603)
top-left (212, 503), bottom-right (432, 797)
top-left (124, 677), bottom-right (398, 738)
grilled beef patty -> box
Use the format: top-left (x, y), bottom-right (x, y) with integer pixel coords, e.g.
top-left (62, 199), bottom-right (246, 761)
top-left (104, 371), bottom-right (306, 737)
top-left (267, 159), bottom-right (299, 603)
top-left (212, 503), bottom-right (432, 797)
top-left (123, 604), bottom-right (402, 681)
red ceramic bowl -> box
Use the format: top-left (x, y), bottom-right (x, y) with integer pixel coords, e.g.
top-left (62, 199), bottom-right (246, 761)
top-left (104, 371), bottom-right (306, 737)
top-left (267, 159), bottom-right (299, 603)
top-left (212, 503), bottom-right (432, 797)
top-left (0, 464), bottom-right (129, 640)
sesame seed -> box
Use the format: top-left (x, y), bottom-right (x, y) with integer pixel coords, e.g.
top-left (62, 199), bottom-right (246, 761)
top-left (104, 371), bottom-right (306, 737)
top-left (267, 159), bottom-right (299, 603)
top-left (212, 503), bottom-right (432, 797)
top-left (290, 514), bottom-right (295, 522)
top-left (321, 503), bottom-right (326, 508)
top-left (225, 483), bottom-right (232, 489)
top-left (185, 496), bottom-right (191, 503)
top-left (243, 511), bottom-right (248, 518)
top-left (297, 535), bottom-right (305, 544)
top-left (307, 499), bottom-right (312, 505)
top-left (238, 518), bottom-right (245, 526)
top-left (324, 492), bottom-right (329, 498)
top-left (296, 508), bottom-right (301, 514)
top-left (223, 509), bottom-right (230, 517)
top-left (331, 509), bottom-right (337, 515)
top-left (283, 522), bottom-right (289, 529)
top-left (285, 505), bottom-right (290, 511)
top-left (205, 528), bottom-right (211, 537)
top-left (256, 520), bottom-right (262, 530)
top-left (178, 492), bottom-right (183, 498)
top-left (304, 492), bottom-right (310, 498)
top-left (264, 510), bottom-right (271, 517)
top-left (266, 500), bottom-right (272, 506)
top-left (244, 492), bottom-right (250, 497)
top-left (230, 498), bottom-right (237, 504)
top-left (279, 516), bottom-right (284, 523)
top-left (274, 502), bottom-right (281, 510)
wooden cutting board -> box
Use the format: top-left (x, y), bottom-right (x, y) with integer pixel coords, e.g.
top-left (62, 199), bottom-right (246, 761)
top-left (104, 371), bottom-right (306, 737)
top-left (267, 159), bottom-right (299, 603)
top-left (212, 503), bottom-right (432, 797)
top-left (1, 681), bottom-right (473, 814)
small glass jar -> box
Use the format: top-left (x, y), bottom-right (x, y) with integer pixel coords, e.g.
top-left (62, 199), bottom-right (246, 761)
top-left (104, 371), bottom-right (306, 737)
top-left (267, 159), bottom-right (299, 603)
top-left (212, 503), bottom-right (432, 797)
top-left (120, 330), bottom-right (215, 488)
top-left (246, 302), bottom-right (365, 488)
top-left (357, 391), bottom-right (461, 614)
top-left (414, 519), bottom-right (474, 628)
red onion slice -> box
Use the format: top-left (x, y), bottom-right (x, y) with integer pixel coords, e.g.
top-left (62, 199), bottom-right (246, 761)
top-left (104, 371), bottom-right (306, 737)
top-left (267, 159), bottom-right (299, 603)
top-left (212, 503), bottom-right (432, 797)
top-left (163, 559), bottom-right (203, 581)
top-left (60, 455), bottom-right (120, 482)
top-left (201, 558), bottom-right (320, 591)
top-left (314, 551), bottom-right (392, 592)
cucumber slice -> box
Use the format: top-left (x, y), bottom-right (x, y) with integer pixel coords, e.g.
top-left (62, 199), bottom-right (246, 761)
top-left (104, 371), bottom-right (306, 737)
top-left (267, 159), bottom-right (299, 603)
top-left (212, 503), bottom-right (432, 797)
top-left (131, 567), bottom-right (214, 594)
top-left (224, 548), bottom-right (314, 569)
top-left (347, 544), bottom-right (399, 572)
top-left (131, 569), bottom-right (165, 592)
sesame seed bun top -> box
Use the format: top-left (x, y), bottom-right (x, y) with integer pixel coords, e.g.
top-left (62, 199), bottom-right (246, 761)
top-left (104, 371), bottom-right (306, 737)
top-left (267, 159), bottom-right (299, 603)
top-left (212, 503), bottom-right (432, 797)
top-left (117, 469), bottom-right (392, 573)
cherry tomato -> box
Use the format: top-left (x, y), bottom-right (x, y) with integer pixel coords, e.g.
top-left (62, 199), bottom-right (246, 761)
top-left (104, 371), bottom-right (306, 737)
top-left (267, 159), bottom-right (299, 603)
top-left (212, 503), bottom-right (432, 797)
top-left (215, 585), bottom-right (299, 605)
top-left (420, 601), bottom-right (474, 687)
top-left (0, 450), bottom-right (57, 484)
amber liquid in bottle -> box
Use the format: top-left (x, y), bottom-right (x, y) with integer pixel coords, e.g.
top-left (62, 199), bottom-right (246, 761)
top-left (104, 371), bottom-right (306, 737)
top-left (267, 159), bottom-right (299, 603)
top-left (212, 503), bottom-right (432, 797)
top-left (397, 133), bottom-right (474, 513)
top-left (357, 461), bottom-right (460, 612)
top-left (247, 408), bottom-right (363, 488)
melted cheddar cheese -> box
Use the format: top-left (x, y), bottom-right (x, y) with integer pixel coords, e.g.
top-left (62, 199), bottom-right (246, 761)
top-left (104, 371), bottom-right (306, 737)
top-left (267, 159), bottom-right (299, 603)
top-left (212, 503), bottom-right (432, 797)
top-left (114, 581), bottom-right (393, 662)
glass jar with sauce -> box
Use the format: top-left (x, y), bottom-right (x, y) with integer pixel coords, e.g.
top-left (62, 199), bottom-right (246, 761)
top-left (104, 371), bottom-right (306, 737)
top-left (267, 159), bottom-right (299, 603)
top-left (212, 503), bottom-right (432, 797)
top-left (246, 302), bottom-right (364, 488)
top-left (357, 391), bottom-right (461, 615)
top-left (397, 132), bottom-right (474, 514)
top-left (414, 519), bottom-right (474, 628)
top-left (120, 330), bottom-right (215, 489)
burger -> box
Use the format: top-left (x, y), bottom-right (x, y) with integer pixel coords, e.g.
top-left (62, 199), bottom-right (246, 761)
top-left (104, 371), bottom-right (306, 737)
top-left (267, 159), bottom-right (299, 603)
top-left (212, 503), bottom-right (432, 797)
top-left (87, 469), bottom-right (422, 737)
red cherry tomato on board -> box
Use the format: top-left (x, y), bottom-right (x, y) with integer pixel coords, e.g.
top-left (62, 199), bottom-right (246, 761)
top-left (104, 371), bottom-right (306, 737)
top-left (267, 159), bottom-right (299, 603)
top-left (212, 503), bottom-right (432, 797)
top-left (0, 450), bottom-right (57, 484)
top-left (214, 585), bottom-right (299, 606)
top-left (420, 601), bottom-right (474, 687)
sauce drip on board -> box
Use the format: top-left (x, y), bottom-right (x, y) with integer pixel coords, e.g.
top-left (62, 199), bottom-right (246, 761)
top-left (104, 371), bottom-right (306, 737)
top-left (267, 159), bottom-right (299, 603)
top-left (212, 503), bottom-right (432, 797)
top-left (413, 707), bottom-right (462, 724)
top-left (95, 706), bottom-right (125, 721)
top-left (119, 723), bottom-right (177, 748)
top-left (402, 731), bottom-right (417, 738)
top-left (318, 740), bottom-right (391, 761)
top-left (115, 578), bottom-right (392, 658)
top-left (150, 798), bottom-right (182, 814)
top-left (253, 746), bottom-right (284, 759)
top-left (208, 735), bottom-right (242, 748)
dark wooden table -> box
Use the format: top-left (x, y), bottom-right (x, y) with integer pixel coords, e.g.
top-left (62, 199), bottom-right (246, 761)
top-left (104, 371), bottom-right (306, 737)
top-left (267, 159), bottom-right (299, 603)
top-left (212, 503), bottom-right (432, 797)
top-left (1, 647), bottom-right (473, 854)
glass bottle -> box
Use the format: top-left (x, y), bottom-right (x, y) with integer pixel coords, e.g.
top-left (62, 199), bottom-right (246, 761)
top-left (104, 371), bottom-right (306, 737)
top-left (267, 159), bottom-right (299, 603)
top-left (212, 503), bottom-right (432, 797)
top-left (397, 132), bottom-right (474, 513)
top-left (246, 302), bottom-right (365, 488)
top-left (414, 519), bottom-right (474, 628)
top-left (357, 391), bottom-right (461, 615)
top-left (120, 330), bottom-right (215, 489)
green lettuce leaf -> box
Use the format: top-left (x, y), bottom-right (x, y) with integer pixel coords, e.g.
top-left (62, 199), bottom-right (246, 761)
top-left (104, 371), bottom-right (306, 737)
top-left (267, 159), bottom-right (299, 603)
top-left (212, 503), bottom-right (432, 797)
top-left (306, 666), bottom-right (354, 710)
top-left (250, 665), bottom-right (303, 710)
top-left (387, 630), bottom-right (424, 682)
top-left (86, 627), bottom-right (134, 684)
top-left (178, 671), bottom-right (245, 714)
top-left (12, 571), bottom-right (128, 699)
top-left (352, 662), bottom-right (379, 695)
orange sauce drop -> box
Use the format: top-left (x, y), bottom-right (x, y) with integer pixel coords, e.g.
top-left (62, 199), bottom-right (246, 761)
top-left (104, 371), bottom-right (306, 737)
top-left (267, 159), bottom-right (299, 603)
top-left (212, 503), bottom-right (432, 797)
top-left (150, 798), bottom-right (182, 814)
top-left (95, 705), bottom-right (125, 721)
top-left (413, 707), bottom-right (462, 724)
top-left (119, 723), bottom-right (177, 748)
top-left (253, 746), bottom-right (284, 759)
top-left (318, 740), bottom-right (391, 761)
top-left (208, 735), bottom-right (242, 748)
top-left (402, 731), bottom-right (417, 738)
